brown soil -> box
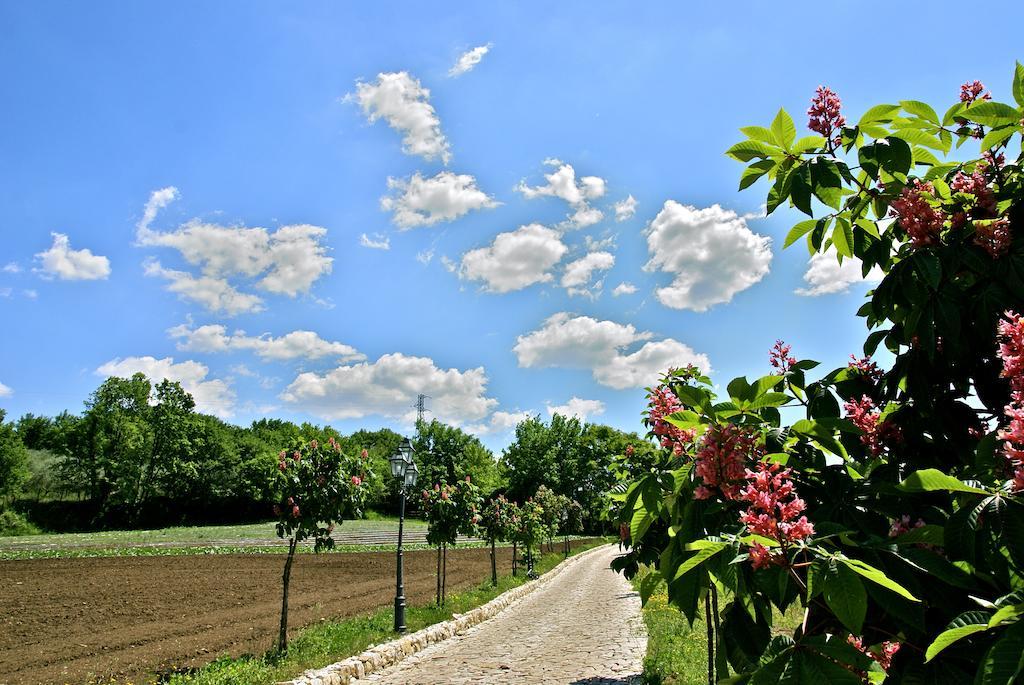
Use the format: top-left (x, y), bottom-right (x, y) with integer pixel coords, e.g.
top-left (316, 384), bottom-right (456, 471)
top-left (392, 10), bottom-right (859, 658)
top-left (0, 545), bottom-right (526, 685)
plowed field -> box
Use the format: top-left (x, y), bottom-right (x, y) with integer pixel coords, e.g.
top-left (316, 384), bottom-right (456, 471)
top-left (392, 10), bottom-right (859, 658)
top-left (0, 546), bottom-right (514, 684)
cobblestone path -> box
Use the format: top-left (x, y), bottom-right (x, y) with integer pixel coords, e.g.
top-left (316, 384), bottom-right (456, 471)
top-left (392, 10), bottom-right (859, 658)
top-left (358, 544), bottom-right (646, 684)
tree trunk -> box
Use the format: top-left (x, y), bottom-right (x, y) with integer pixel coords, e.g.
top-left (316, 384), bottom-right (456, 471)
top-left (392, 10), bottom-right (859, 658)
top-left (512, 542), bottom-right (517, 577)
top-left (278, 538), bottom-right (298, 653)
top-left (490, 538), bottom-right (497, 586)
top-left (705, 591), bottom-right (715, 685)
top-left (441, 543), bottom-right (447, 607)
top-left (435, 544), bottom-right (442, 606)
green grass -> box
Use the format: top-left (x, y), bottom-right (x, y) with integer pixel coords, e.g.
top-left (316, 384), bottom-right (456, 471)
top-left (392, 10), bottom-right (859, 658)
top-left (634, 570), bottom-right (802, 685)
top-left (142, 539), bottom-right (612, 685)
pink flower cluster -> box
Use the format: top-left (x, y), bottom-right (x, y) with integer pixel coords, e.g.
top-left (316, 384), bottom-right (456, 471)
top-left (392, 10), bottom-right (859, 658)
top-left (647, 386), bottom-right (696, 456)
top-left (848, 355), bottom-right (883, 383)
top-left (890, 181), bottom-right (946, 248)
top-left (847, 635), bottom-right (902, 672)
top-left (738, 461), bottom-right (814, 569)
top-left (769, 340), bottom-right (797, 375)
top-left (844, 395), bottom-right (902, 457)
top-left (807, 86), bottom-right (846, 148)
top-left (960, 80), bottom-right (992, 103)
top-left (888, 514), bottom-right (925, 538)
top-left (694, 424), bottom-right (760, 501)
top-left (997, 312), bottom-right (1024, 492)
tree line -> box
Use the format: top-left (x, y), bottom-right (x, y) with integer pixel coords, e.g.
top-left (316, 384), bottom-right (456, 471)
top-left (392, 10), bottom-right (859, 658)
top-left (0, 372), bottom-right (650, 533)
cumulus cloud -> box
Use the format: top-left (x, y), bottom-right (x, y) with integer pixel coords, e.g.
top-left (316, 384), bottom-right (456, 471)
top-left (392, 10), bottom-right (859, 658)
top-left (449, 44), bottom-right (492, 77)
top-left (612, 282), bottom-right (637, 296)
top-left (513, 312), bottom-right (711, 389)
top-left (517, 160), bottom-right (606, 229)
top-left (561, 251), bottom-right (615, 297)
top-left (2, 262), bottom-right (21, 274)
top-left (381, 171), bottom-right (499, 229)
top-left (34, 233), bottom-right (111, 281)
top-left (360, 233), bottom-right (390, 250)
top-left (352, 72), bottom-right (451, 163)
top-left (644, 201), bottom-right (772, 312)
top-left (168, 322), bottom-right (364, 363)
top-left (0, 381), bottom-right (12, 397)
top-left (281, 353), bottom-right (497, 426)
top-left (460, 224), bottom-right (567, 293)
top-left (614, 195), bottom-right (638, 221)
top-left (96, 356), bottom-right (235, 418)
top-left (465, 409), bottom-right (535, 436)
top-left (135, 188), bottom-right (332, 310)
top-left (144, 260), bottom-right (264, 316)
top-left (546, 397), bottom-right (605, 422)
top-left (795, 248), bottom-right (884, 296)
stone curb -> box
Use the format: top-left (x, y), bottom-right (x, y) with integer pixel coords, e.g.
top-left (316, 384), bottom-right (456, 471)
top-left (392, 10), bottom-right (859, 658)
top-left (283, 542), bottom-right (612, 685)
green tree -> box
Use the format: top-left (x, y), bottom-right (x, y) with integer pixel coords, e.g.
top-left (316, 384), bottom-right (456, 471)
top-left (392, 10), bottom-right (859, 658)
top-left (421, 477), bottom-right (482, 605)
top-left (413, 420), bottom-right (501, 495)
top-left (0, 409), bottom-right (30, 506)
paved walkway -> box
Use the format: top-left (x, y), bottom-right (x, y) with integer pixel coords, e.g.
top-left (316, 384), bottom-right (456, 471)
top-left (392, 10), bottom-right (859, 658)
top-left (358, 544), bottom-right (646, 684)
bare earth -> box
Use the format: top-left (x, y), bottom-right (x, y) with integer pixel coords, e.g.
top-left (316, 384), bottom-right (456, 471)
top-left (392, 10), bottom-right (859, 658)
top-left (358, 544), bottom-right (647, 685)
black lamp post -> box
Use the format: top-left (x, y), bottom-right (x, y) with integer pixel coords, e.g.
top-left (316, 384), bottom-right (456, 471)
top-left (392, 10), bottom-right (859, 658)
top-left (390, 437), bottom-right (418, 633)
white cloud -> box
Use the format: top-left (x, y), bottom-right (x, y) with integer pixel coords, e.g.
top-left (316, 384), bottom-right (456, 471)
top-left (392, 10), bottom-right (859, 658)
top-left (231, 363), bottom-right (257, 377)
top-left (169, 322), bottom-right (364, 363)
top-left (546, 397), bottom-right (605, 422)
top-left (464, 409), bottom-right (535, 436)
top-left (382, 171), bottom-right (499, 229)
top-left (513, 312), bottom-right (711, 389)
top-left (440, 255), bottom-right (457, 272)
top-left (614, 195), bottom-right (638, 221)
top-left (135, 189), bottom-right (332, 308)
top-left (417, 249), bottom-right (435, 265)
top-left (352, 72), bottom-right (451, 163)
top-left (2, 262), bottom-right (21, 274)
top-left (517, 160), bottom-right (606, 229)
top-left (0, 381), bottom-right (12, 397)
top-left (460, 224), bottom-right (567, 293)
top-left (96, 356), bottom-right (235, 418)
top-left (360, 233), bottom-right (390, 250)
top-left (612, 281), bottom-right (637, 296)
top-left (144, 260), bottom-right (264, 316)
top-left (449, 44), bottom-right (492, 77)
top-left (138, 186), bottom-right (180, 232)
top-left (795, 248), bottom-right (884, 296)
top-left (281, 353), bottom-right (497, 426)
top-left (561, 251), bottom-right (615, 297)
top-left (22, 289), bottom-right (37, 300)
top-left (644, 201), bottom-right (772, 312)
top-left (34, 233), bottom-right (111, 281)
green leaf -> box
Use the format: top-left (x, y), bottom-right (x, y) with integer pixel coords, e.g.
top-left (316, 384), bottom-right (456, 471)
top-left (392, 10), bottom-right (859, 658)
top-left (879, 136), bottom-right (913, 175)
top-left (748, 393), bottom-right (790, 410)
top-left (980, 126), bottom-right (1017, 151)
top-left (727, 140), bottom-right (780, 162)
top-left (838, 557), bottom-right (921, 601)
top-left (898, 469), bottom-right (989, 494)
top-left (859, 103), bottom-right (899, 125)
top-left (1014, 61), bottom-right (1024, 108)
top-left (630, 503), bottom-right (653, 543)
top-left (979, 621), bottom-right (1024, 684)
top-left (989, 604), bottom-right (1024, 628)
top-left (925, 623), bottom-right (989, 662)
top-left (792, 135), bottom-right (825, 152)
top-left (901, 100), bottom-right (940, 124)
top-left (728, 376), bottom-right (753, 403)
top-left (824, 563), bottom-right (867, 634)
top-left (791, 163), bottom-right (813, 216)
top-left (832, 218), bottom-right (854, 258)
top-left (672, 542), bottom-right (726, 581)
top-left (767, 165), bottom-right (794, 214)
top-left (964, 101), bottom-right (1022, 127)
top-left (893, 524), bottom-right (944, 547)
top-left (740, 126), bottom-right (779, 146)
top-left (770, 108), bottom-right (796, 150)
top-left (739, 159), bottom-right (777, 190)
top-left (784, 219), bottom-right (819, 248)
top-left (638, 569), bottom-right (663, 605)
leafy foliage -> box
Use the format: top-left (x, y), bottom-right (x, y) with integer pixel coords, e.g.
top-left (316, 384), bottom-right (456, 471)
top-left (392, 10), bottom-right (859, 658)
top-left (610, 66), bottom-right (1024, 683)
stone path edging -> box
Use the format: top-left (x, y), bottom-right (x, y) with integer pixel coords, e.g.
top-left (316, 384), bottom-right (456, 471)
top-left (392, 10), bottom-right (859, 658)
top-left (283, 543), bottom-right (612, 685)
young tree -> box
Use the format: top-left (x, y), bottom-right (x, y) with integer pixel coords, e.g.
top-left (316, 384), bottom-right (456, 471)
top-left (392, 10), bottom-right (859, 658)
top-left (533, 485), bottom-right (565, 552)
top-left (421, 476), bottom-right (481, 606)
top-left (510, 498), bottom-right (546, 578)
top-left (272, 436), bottom-right (369, 652)
top-left (479, 494), bottom-right (515, 585)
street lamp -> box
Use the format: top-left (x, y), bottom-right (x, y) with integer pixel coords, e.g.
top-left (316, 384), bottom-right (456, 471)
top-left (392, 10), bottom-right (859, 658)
top-left (390, 437), bottom-right (417, 633)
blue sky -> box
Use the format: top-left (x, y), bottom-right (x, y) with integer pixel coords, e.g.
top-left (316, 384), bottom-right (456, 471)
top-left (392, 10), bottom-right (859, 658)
top-left (2, 2), bottom-right (1022, 451)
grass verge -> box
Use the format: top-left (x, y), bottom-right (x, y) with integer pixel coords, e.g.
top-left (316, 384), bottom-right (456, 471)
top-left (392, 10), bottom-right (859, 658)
top-left (142, 539), bottom-right (612, 685)
top-left (632, 568), bottom-right (802, 685)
